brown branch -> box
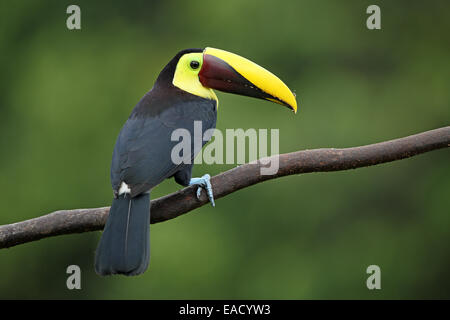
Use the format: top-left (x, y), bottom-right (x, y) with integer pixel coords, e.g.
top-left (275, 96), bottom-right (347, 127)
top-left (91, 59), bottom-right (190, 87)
top-left (1, 126), bottom-right (449, 249)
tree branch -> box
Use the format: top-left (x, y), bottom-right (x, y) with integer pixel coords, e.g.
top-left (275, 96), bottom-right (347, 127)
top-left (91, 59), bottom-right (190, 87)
top-left (1, 127), bottom-right (449, 249)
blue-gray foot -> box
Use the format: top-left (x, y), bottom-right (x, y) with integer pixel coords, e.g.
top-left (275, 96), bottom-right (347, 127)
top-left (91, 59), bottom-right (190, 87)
top-left (189, 174), bottom-right (215, 207)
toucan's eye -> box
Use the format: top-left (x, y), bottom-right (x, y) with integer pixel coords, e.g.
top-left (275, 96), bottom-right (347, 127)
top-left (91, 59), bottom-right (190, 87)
top-left (190, 60), bottom-right (200, 69)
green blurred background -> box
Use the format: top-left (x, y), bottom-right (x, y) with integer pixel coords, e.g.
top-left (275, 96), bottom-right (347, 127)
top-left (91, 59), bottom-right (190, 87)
top-left (0, 0), bottom-right (449, 299)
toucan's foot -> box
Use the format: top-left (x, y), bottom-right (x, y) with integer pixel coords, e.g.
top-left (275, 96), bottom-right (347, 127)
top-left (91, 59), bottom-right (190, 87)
top-left (189, 174), bottom-right (215, 207)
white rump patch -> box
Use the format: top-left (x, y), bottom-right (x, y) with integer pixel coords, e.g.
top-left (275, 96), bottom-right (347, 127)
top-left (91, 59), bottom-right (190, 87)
top-left (119, 182), bottom-right (131, 195)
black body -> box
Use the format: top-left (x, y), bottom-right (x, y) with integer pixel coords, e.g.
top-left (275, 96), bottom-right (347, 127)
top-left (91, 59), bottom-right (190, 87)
top-left (110, 85), bottom-right (217, 196)
top-left (95, 49), bottom-right (217, 276)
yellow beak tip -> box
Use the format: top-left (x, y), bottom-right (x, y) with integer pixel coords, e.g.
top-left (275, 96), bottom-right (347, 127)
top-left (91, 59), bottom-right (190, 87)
top-left (289, 99), bottom-right (298, 114)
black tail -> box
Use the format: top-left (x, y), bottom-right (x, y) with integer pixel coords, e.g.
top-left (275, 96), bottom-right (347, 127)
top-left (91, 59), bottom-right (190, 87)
top-left (95, 193), bottom-right (150, 276)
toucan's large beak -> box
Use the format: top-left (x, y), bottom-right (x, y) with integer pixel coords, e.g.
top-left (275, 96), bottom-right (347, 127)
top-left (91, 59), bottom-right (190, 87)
top-left (198, 47), bottom-right (297, 113)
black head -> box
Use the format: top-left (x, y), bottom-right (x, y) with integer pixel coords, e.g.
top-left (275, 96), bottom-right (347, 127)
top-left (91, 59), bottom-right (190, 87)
top-left (155, 48), bottom-right (203, 86)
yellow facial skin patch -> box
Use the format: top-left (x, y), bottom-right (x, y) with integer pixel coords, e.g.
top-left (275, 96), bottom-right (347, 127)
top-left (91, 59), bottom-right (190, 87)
top-left (173, 53), bottom-right (218, 103)
top-left (203, 47), bottom-right (297, 113)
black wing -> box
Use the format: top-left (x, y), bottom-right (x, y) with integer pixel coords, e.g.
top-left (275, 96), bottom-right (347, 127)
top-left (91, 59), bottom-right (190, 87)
top-left (111, 96), bottom-right (217, 197)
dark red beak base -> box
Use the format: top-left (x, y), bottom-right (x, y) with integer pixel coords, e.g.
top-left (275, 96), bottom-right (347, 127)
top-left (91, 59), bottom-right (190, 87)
top-left (199, 54), bottom-right (273, 101)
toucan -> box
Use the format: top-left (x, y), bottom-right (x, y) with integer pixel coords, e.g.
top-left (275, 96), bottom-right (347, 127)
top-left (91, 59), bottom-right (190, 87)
top-left (95, 47), bottom-right (298, 276)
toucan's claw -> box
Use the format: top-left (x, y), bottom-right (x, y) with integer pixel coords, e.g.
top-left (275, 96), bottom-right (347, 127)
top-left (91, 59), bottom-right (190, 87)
top-left (189, 174), bottom-right (215, 207)
top-left (196, 187), bottom-right (203, 200)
